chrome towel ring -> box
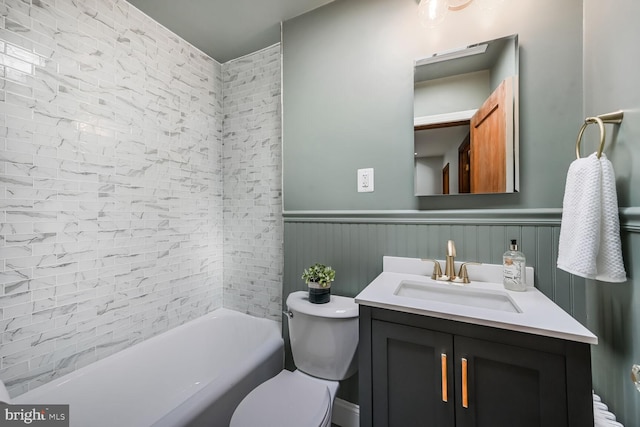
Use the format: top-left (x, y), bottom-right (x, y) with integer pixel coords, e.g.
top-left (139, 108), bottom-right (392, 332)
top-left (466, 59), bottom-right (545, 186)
top-left (575, 110), bottom-right (624, 159)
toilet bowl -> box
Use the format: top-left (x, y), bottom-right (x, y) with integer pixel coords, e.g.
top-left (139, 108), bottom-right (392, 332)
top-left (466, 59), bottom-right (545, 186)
top-left (230, 370), bottom-right (337, 427)
top-left (230, 291), bottom-right (359, 427)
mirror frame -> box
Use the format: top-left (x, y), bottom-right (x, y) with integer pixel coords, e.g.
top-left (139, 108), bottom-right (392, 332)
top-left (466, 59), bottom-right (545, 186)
top-left (413, 34), bottom-right (519, 196)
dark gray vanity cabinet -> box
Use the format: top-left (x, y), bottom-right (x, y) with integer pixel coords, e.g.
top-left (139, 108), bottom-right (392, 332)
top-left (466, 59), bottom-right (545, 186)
top-left (359, 306), bottom-right (594, 427)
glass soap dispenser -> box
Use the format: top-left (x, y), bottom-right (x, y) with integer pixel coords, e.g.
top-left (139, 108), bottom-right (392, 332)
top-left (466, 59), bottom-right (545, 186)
top-left (503, 239), bottom-right (526, 291)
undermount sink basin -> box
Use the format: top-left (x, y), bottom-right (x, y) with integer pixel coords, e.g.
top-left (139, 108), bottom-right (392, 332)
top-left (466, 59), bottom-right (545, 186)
top-left (394, 280), bottom-right (522, 313)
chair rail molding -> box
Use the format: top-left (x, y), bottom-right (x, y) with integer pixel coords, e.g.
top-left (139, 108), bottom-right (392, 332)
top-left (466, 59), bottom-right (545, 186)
top-left (284, 207), bottom-right (640, 232)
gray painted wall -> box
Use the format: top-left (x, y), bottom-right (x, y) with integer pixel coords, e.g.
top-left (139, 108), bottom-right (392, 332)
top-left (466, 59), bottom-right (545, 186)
top-left (583, 0), bottom-right (640, 425)
top-left (282, 213), bottom-right (597, 406)
top-left (414, 70), bottom-right (490, 118)
top-left (284, 217), bottom-right (587, 321)
top-left (282, 0), bottom-right (640, 424)
top-left (282, 0), bottom-right (583, 211)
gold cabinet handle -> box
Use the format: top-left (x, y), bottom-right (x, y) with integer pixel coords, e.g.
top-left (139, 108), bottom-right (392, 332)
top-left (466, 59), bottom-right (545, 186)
top-left (461, 357), bottom-right (469, 408)
top-left (441, 353), bottom-right (448, 402)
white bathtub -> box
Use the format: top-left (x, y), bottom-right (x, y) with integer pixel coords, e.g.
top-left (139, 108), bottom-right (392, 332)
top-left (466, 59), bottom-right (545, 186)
top-left (12, 308), bottom-right (284, 427)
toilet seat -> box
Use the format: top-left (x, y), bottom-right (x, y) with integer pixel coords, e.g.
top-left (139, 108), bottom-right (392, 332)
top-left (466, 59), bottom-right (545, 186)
top-left (230, 370), bottom-right (332, 427)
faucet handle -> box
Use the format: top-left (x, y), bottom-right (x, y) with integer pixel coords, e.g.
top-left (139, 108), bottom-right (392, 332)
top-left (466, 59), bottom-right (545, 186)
top-left (421, 259), bottom-right (443, 280)
top-left (456, 262), bottom-right (481, 284)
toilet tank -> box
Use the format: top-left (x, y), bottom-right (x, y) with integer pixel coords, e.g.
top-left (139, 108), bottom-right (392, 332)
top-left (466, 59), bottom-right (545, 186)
top-left (286, 291), bottom-right (359, 381)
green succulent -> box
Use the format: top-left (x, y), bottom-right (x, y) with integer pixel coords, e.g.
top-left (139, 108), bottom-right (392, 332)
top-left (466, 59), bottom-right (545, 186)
top-left (301, 263), bottom-right (336, 287)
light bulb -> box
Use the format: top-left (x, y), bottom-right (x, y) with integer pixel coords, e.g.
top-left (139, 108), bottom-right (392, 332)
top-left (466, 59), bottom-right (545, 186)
top-left (417, 0), bottom-right (449, 28)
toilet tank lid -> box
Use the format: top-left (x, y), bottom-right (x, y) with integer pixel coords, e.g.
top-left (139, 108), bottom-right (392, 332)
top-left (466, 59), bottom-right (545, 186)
top-left (287, 291), bottom-right (359, 319)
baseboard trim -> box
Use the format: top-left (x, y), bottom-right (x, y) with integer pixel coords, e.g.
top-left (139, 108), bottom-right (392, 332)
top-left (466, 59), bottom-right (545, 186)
top-left (332, 398), bottom-right (359, 427)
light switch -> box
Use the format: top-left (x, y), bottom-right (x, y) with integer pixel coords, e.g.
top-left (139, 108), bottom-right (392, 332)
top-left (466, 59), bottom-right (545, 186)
top-left (357, 168), bottom-right (374, 193)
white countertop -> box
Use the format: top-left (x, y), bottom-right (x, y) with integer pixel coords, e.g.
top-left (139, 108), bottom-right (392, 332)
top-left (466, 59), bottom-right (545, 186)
top-left (355, 257), bottom-right (597, 345)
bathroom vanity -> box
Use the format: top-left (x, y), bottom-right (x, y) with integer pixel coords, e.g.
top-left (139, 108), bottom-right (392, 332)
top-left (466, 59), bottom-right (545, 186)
top-left (356, 257), bottom-right (597, 427)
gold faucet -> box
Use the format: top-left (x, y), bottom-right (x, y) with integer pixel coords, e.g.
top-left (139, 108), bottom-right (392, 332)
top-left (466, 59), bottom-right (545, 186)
top-left (444, 240), bottom-right (456, 280)
top-left (421, 240), bottom-right (457, 282)
top-left (423, 241), bottom-right (480, 283)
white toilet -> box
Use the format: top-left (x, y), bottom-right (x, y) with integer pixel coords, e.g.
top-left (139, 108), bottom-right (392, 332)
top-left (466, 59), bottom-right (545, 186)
top-left (230, 291), bottom-right (359, 427)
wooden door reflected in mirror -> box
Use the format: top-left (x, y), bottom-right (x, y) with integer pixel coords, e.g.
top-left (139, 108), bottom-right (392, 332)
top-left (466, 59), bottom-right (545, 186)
top-left (458, 136), bottom-right (470, 193)
top-left (470, 77), bottom-right (514, 193)
top-left (442, 163), bottom-right (450, 195)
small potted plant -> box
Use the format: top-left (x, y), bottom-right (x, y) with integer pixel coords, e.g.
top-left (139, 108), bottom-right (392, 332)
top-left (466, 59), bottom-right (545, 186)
top-left (301, 263), bottom-right (336, 304)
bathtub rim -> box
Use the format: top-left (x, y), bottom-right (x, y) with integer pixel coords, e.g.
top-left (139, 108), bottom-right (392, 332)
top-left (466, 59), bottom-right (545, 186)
top-left (12, 308), bottom-right (283, 407)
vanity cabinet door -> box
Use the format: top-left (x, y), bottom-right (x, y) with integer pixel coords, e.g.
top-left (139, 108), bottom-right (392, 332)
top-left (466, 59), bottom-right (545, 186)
top-left (453, 336), bottom-right (568, 427)
top-left (371, 320), bottom-right (455, 427)
top-left (360, 307), bottom-right (593, 427)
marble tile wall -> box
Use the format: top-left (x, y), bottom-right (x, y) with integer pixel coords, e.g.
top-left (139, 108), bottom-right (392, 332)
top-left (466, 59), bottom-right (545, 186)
top-left (222, 45), bottom-right (283, 322)
top-left (0, 0), bottom-right (224, 396)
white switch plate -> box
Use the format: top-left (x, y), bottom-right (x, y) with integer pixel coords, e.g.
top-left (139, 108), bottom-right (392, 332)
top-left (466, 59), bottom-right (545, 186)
top-left (357, 168), bottom-right (374, 192)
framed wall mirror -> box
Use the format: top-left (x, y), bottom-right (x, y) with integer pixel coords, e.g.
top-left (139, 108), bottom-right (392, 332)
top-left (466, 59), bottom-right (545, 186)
top-left (414, 34), bottom-right (519, 196)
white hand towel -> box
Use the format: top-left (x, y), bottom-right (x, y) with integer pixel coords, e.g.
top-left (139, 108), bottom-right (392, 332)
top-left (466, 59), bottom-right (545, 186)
top-left (596, 155), bottom-right (627, 282)
top-left (557, 152), bottom-right (627, 282)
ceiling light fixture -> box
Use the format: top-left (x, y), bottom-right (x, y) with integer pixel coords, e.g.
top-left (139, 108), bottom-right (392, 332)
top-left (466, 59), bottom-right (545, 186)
top-left (417, 0), bottom-right (474, 28)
